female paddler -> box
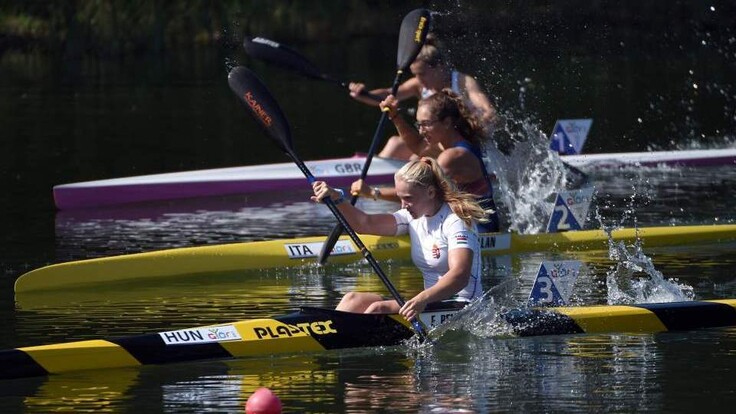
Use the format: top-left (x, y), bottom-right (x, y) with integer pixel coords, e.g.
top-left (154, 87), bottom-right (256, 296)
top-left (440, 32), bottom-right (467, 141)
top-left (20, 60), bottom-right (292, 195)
top-left (352, 88), bottom-right (501, 233)
top-left (348, 34), bottom-right (498, 160)
top-left (311, 157), bottom-right (487, 321)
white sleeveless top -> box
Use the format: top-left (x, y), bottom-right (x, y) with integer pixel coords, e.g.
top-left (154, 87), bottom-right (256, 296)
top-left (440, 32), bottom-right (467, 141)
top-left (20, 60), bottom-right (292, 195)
top-left (419, 70), bottom-right (483, 117)
top-left (420, 71), bottom-right (461, 99)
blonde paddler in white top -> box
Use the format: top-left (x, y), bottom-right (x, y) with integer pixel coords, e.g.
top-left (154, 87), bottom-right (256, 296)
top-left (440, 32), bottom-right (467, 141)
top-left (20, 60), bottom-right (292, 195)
top-left (311, 157), bottom-right (487, 322)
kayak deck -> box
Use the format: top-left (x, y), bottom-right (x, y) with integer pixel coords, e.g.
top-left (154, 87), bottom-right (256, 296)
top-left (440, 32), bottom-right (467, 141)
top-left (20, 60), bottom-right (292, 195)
top-left (562, 148), bottom-right (736, 170)
top-left (52, 149), bottom-right (736, 209)
top-left (53, 155), bottom-right (407, 210)
top-left (14, 224), bottom-right (736, 293)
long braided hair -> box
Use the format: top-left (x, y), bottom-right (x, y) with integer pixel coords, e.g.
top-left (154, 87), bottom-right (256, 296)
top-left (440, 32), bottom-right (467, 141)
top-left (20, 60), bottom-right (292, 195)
top-left (395, 157), bottom-right (489, 227)
top-left (418, 89), bottom-right (485, 149)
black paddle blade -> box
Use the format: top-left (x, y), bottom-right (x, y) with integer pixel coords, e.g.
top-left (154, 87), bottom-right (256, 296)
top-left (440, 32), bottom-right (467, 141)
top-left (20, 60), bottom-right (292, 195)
top-left (227, 66), bottom-right (293, 154)
top-left (244, 37), bottom-right (324, 81)
top-left (396, 8), bottom-right (432, 70)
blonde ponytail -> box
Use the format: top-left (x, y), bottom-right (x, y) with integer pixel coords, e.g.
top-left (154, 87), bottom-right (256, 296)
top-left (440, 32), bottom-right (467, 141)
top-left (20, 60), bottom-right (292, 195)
top-left (395, 157), bottom-right (490, 227)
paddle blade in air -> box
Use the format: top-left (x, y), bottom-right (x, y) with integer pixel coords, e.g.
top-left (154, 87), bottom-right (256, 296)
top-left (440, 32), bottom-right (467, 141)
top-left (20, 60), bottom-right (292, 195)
top-left (227, 66), bottom-right (293, 153)
top-left (396, 8), bottom-right (431, 70)
top-left (243, 37), bottom-right (324, 81)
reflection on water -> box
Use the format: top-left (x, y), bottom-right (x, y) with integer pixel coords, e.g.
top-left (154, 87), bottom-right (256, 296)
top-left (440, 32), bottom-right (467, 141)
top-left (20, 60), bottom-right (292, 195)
top-left (591, 165), bottom-right (736, 226)
top-left (53, 192), bottom-right (398, 260)
top-left (18, 368), bottom-right (141, 413)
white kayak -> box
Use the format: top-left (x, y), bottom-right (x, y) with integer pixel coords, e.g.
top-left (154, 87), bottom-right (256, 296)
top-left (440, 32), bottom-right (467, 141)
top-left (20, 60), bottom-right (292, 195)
top-left (53, 154), bottom-right (406, 210)
top-left (563, 148), bottom-right (736, 170)
top-left (53, 148), bottom-right (736, 210)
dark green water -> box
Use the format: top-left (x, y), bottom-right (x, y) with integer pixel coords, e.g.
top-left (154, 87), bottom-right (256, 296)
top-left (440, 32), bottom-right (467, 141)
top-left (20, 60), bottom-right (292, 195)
top-left (1, 2), bottom-right (736, 412)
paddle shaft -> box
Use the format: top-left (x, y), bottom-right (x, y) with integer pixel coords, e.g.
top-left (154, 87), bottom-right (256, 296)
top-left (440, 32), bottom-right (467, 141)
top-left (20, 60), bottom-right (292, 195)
top-left (284, 151), bottom-right (428, 341)
top-left (245, 37), bottom-right (383, 102)
top-left (354, 70), bottom-right (404, 195)
top-left (311, 71), bottom-right (383, 102)
top-left (325, 76), bottom-right (384, 102)
top-left (317, 69), bottom-right (404, 265)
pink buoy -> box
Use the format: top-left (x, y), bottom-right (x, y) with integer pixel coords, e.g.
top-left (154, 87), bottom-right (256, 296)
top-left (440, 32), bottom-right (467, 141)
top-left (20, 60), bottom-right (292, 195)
top-left (245, 387), bottom-right (282, 414)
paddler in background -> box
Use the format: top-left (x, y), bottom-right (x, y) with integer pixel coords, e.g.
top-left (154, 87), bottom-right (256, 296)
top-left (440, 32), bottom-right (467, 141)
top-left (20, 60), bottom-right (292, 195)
top-left (348, 33), bottom-right (499, 160)
top-left (351, 89), bottom-right (501, 233)
top-left (311, 157), bottom-right (487, 320)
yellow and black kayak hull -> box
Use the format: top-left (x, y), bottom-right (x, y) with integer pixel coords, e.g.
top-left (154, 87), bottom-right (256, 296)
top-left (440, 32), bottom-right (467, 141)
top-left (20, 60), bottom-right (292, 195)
top-left (2, 300), bottom-right (736, 379)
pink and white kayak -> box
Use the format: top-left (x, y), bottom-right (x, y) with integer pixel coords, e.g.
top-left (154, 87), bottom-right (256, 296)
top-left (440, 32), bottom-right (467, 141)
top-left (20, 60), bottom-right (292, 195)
top-left (562, 148), bottom-right (736, 170)
top-left (53, 154), bottom-right (406, 210)
top-left (53, 148), bottom-right (736, 210)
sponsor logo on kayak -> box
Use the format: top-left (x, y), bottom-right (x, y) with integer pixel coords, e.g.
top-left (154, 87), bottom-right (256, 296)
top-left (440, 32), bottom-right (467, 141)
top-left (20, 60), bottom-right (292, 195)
top-left (244, 91), bottom-right (272, 127)
top-left (334, 162), bottom-right (363, 174)
top-left (285, 240), bottom-right (355, 259)
top-left (307, 162), bottom-right (364, 176)
top-left (367, 242), bottom-right (400, 251)
top-left (159, 325), bottom-right (242, 345)
top-left (479, 234), bottom-right (511, 251)
top-left (253, 320), bottom-right (337, 339)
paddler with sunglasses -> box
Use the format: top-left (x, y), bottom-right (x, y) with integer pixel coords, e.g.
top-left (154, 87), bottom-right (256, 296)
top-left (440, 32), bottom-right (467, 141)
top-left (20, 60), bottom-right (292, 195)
top-left (351, 89), bottom-right (501, 233)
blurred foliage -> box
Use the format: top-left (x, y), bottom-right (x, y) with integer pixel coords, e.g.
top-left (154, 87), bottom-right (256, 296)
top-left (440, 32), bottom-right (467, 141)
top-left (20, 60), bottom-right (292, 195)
top-left (1, 0), bottom-right (733, 59)
top-left (0, 0), bottom-right (418, 57)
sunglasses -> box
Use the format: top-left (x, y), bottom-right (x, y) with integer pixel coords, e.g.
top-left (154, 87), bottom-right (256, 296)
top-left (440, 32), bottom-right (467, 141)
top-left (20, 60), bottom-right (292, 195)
top-left (414, 119), bottom-right (439, 130)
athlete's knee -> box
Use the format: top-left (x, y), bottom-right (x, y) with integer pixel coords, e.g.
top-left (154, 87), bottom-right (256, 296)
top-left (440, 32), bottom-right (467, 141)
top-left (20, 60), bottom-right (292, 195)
top-left (341, 291), bottom-right (361, 303)
top-left (364, 302), bottom-right (382, 314)
top-left (336, 291), bottom-right (373, 313)
top-left (365, 301), bottom-right (393, 314)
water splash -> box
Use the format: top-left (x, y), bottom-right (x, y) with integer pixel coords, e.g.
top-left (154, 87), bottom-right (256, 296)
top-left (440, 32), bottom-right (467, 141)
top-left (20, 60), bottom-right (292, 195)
top-left (605, 237), bottom-right (695, 304)
top-left (486, 114), bottom-right (577, 234)
top-left (593, 204), bottom-right (695, 305)
top-left (417, 279), bottom-right (520, 344)
top-left (224, 56), bottom-right (238, 73)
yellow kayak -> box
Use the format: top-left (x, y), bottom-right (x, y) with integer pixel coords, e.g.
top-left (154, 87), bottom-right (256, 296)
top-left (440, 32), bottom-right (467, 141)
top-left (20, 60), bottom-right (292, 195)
top-left (2, 299), bottom-right (736, 379)
top-left (15, 224), bottom-right (736, 293)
